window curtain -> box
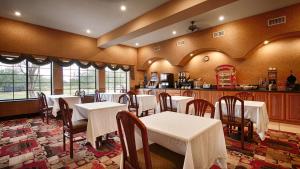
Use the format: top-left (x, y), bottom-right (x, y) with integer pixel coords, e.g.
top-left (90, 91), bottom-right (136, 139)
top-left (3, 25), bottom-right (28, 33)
top-left (0, 53), bottom-right (134, 79)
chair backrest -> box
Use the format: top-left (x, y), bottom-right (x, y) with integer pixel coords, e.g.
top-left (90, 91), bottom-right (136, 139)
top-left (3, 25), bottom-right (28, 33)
top-left (145, 90), bottom-right (153, 95)
top-left (95, 90), bottom-right (102, 102)
top-left (218, 96), bottom-right (244, 125)
top-left (185, 99), bottom-right (215, 118)
top-left (127, 91), bottom-right (139, 108)
top-left (158, 92), bottom-right (173, 112)
top-left (58, 98), bottom-right (73, 129)
top-left (116, 111), bottom-right (152, 169)
top-left (38, 92), bottom-right (49, 110)
top-left (119, 94), bottom-right (129, 104)
top-left (235, 92), bottom-right (254, 101)
top-left (182, 90), bottom-right (195, 97)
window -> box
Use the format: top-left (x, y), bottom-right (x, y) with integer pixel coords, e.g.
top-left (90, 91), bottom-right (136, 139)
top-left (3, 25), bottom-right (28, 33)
top-left (63, 64), bottom-right (97, 95)
top-left (105, 67), bottom-right (130, 92)
top-left (0, 60), bottom-right (52, 100)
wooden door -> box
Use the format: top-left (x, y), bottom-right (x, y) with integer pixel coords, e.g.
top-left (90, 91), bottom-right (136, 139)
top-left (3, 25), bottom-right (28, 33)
top-left (285, 93), bottom-right (300, 124)
top-left (268, 92), bottom-right (285, 121)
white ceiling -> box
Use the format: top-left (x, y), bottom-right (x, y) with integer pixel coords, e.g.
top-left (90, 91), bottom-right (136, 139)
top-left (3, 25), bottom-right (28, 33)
top-left (123, 0), bottom-right (300, 47)
top-left (0, 0), bottom-right (169, 37)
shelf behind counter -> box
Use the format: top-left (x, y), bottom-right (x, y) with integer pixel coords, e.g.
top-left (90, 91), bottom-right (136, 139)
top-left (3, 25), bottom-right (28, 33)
top-left (136, 88), bottom-right (300, 125)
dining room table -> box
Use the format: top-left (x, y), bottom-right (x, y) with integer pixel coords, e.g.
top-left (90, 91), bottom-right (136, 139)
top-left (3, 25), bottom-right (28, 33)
top-left (130, 111), bottom-right (227, 169)
top-left (157, 95), bottom-right (194, 113)
top-left (136, 94), bottom-right (157, 116)
top-left (99, 92), bottom-right (125, 102)
top-left (72, 101), bottom-right (128, 148)
top-left (214, 100), bottom-right (269, 140)
top-left (47, 95), bottom-right (81, 117)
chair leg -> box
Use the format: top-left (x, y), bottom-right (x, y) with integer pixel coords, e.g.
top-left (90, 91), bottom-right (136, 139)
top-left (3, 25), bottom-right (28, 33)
top-left (63, 131), bottom-right (66, 151)
top-left (153, 108), bottom-right (156, 114)
top-left (96, 136), bottom-right (103, 150)
top-left (46, 112), bottom-right (49, 124)
top-left (241, 126), bottom-right (244, 150)
top-left (70, 134), bottom-right (74, 159)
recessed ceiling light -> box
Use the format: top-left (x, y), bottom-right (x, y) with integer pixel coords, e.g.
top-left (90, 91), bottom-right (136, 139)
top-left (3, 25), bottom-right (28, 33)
top-left (264, 40), bottom-right (269, 45)
top-left (190, 53), bottom-right (194, 57)
top-left (86, 29), bottom-right (91, 34)
top-left (14, 11), bottom-right (21, 17)
top-left (135, 43), bottom-right (139, 46)
top-left (219, 15), bottom-right (224, 21)
top-left (148, 60), bottom-right (152, 64)
top-left (120, 5), bottom-right (126, 11)
top-left (172, 30), bottom-right (177, 35)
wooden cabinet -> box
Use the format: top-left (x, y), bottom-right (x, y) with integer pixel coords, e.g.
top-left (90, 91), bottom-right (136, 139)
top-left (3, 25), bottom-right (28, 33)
top-left (285, 93), bottom-right (300, 123)
top-left (253, 92), bottom-right (269, 108)
top-left (210, 91), bottom-right (224, 104)
top-left (198, 90), bottom-right (210, 101)
top-left (223, 91), bottom-right (239, 96)
top-left (166, 89), bottom-right (181, 96)
top-left (268, 93), bottom-right (285, 121)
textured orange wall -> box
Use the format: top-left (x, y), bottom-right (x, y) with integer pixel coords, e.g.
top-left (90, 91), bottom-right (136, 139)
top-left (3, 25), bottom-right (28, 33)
top-left (138, 3), bottom-right (300, 69)
top-left (147, 37), bottom-right (300, 85)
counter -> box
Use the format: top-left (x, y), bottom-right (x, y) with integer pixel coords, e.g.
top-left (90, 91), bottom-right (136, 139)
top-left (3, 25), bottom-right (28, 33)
top-left (136, 88), bottom-right (300, 125)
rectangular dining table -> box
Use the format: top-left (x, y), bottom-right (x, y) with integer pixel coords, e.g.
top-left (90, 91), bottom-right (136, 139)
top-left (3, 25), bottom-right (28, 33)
top-left (47, 95), bottom-right (81, 117)
top-left (214, 100), bottom-right (269, 140)
top-left (136, 94), bottom-right (157, 116)
top-left (157, 95), bottom-right (194, 113)
top-left (99, 92), bottom-right (125, 102)
top-left (133, 111), bottom-right (227, 169)
top-left (73, 102), bottom-right (128, 148)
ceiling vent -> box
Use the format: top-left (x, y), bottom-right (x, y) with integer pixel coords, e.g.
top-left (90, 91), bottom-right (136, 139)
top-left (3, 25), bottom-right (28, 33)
top-left (213, 30), bottom-right (225, 38)
top-left (176, 40), bottom-right (185, 46)
top-left (153, 46), bottom-right (161, 52)
top-left (267, 16), bottom-right (286, 27)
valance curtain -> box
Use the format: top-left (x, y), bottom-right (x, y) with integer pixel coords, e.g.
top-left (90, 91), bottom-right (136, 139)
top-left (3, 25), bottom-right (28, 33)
top-left (0, 53), bottom-right (133, 73)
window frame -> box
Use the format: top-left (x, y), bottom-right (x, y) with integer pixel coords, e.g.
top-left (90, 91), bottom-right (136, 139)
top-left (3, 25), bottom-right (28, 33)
top-left (0, 60), bottom-right (53, 101)
top-left (105, 67), bottom-right (129, 93)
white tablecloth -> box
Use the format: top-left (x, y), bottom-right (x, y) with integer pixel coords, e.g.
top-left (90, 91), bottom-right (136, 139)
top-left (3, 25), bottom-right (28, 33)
top-left (47, 95), bottom-right (81, 117)
top-left (214, 100), bottom-right (269, 140)
top-left (73, 102), bottom-right (127, 148)
top-left (131, 112), bottom-right (227, 169)
top-left (99, 93), bottom-right (124, 102)
top-left (136, 95), bottom-right (157, 116)
top-left (157, 96), bottom-right (194, 113)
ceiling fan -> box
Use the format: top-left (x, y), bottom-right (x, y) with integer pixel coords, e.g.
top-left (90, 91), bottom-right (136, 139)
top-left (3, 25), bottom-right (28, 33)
top-left (188, 21), bottom-right (199, 32)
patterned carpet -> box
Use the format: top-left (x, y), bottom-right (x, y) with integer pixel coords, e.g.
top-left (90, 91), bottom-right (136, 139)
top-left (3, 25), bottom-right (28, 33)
top-left (0, 117), bottom-right (299, 169)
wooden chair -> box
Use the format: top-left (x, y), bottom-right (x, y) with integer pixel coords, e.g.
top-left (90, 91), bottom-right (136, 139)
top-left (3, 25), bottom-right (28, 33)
top-left (58, 98), bottom-right (87, 158)
top-left (218, 96), bottom-right (253, 149)
top-left (158, 92), bottom-right (176, 112)
top-left (74, 90), bottom-right (85, 97)
top-left (182, 90), bottom-right (196, 97)
top-left (235, 92), bottom-right (254, 101)
top-left (120, 88), bottom-right (127, 93)
top-left (116, 110), bottom-right (184, 169)
top-left (145, 89), bottom-right (153, 95)
top-left (119, 94), bottom-right (129, 104)
top-left (127, 91), bottom-right (139, 116)
top-left (37, 92), bottom-right (53, 124)
top-left (185, 99), bottom-right (215, 118)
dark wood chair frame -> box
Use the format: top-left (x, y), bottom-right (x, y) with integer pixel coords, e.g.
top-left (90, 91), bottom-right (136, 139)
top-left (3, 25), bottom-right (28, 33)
top-left (127, 91), bottom-right (140, 117)
top-left (95, 89), bottom-right (106, 102)
top-left (158, 92), bottom-right (175, 112)
top-left (59, 98), bottom-right (87, 158)
top-left (218, 96), bottom-right (253, 149)
top-left (117, 110), bottom-right (152, 169)
top-left (182, 90), bottom-right (196, 97)
top-left (38, 92), bottom-right (53, 124)
top-left (185, 99), bottom-right (215, 118)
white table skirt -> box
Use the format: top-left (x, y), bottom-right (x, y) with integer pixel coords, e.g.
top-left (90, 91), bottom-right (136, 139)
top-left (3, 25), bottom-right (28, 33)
top-left (73, 102), bottom-right (127, 148)
top-left (136, 95), bottom-right (157, 116)
top-left (47, 95), bottom-right (81, 117)
top-left (127, 112), bottom-right (227, 169)
top-left (214, 100), bottom-right (269, 140)
top-left (157, 96), bottom-right (194, 113)
top-left (99, 93), bottom-right (124, 102)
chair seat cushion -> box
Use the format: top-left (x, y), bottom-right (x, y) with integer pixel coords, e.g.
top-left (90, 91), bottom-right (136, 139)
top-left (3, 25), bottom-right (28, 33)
top-left (72, 119), bottom-right (88, 131)
top-left (137, 143), bottom-right (184, 169)
top-left (222, 116), bottom-right (251, 126)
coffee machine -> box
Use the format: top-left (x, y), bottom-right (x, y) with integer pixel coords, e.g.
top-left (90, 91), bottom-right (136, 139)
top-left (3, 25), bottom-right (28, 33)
top-left (160, 73), bottom-right (174, 88)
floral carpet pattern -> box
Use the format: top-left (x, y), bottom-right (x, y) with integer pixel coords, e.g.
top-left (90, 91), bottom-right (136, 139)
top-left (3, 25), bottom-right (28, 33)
top-left (0, 117), bottom-right (299, 169)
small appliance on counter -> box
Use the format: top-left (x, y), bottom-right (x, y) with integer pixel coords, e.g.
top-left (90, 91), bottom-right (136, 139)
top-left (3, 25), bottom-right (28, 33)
top-left (146, 72), bottom-right (159, 88)
top-left (268, 67), bottom-right (277, 90)
top-left (178, 71), bottom-right (193, 89)
top-left (160, 73), bottom-right (174, 88)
